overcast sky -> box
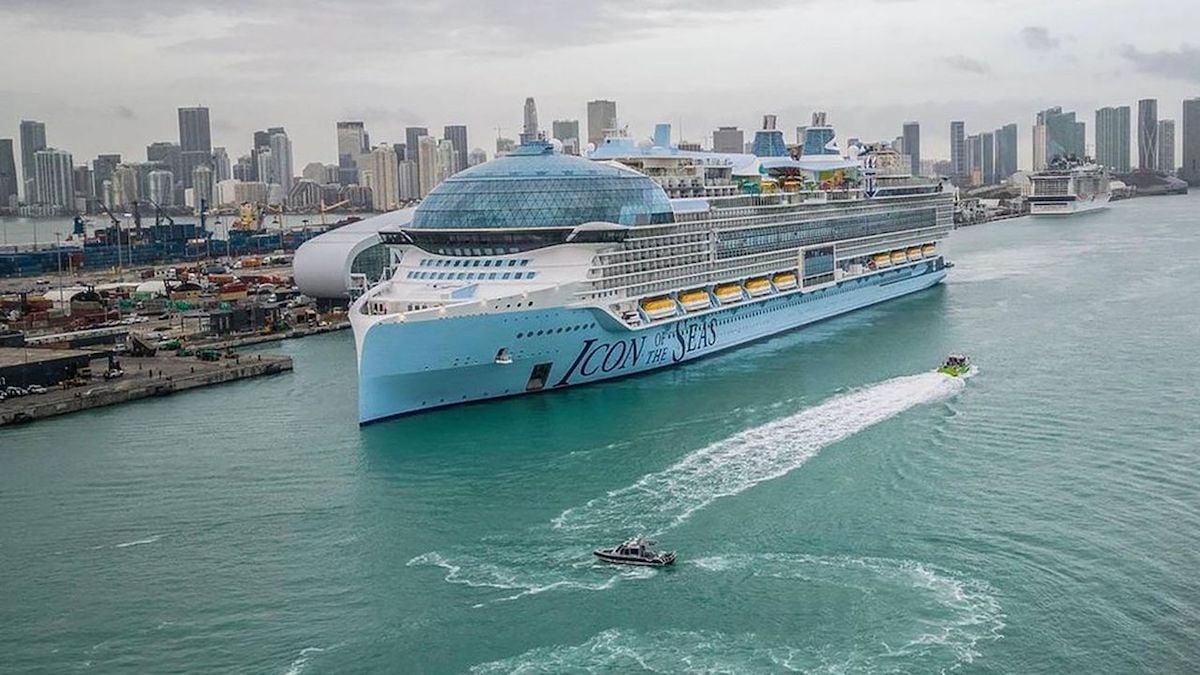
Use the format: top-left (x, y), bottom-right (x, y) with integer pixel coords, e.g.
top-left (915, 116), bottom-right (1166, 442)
top-left (1, 0), bottom-right (1198, 171)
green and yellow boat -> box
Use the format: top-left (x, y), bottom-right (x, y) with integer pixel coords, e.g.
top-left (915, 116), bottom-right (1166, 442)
top-left (937, 354), bottom-right (972, 377)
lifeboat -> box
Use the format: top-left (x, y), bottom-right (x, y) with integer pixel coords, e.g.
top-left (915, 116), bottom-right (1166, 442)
top-left (922, 244), bottom-right (936, 256)
top-left (872, 253), bottom-right (892, 268)
top-left (713, 283), bottom-right (743, 304)
top-left (745, 278), bottom-right (771, 297)
top-left (890, 250), bottom-right (907, 264)
top-left (906, 247), bottom-right (922, 259)
top-left (772, 272), bottom-right (798, 291)
top-left (640, 297), bottom-right (677, 320)
top-left (678, 289), bottom-right (711, 311)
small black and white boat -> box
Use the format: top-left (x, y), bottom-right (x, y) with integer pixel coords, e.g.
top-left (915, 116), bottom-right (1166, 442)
top-left (593, 536), bottom-right (676, 567)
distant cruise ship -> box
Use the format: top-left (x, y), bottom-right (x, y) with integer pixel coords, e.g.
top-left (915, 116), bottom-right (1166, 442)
top-left (349, 117), bottom-right (954, 423)
top-left (1028, 157), bottom-right (1111, 216)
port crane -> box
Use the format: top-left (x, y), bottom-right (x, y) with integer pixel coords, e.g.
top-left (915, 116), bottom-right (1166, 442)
top-left (319, 199), bottom-right (349, 226)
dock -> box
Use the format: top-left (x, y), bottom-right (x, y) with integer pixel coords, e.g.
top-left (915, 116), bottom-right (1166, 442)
top-left (0, 349), bottom-right (292, 427)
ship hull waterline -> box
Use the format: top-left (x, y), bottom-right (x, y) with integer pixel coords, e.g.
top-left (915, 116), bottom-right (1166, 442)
top-left (356, 260), bottom-right (947, 425)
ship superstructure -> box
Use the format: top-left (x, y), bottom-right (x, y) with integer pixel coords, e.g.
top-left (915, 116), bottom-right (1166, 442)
top-left (1028, 157), bottom-right (1111, 216)
top-left (350, 119), bottom-right (954, 423)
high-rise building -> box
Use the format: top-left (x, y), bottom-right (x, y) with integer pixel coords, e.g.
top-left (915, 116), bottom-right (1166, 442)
top-left (232, 155), bottom-right (254, 182)
top-left (552, 120), bottom-right (581, 155)
top-left (1157, 119), bottom-right (1176, 174)
top-left (73, 165), bottom-right (94, 204)
top-left (91, 154), bottom-right (120, 204)
top-left (405, 126), bottom-right (429, 188)
top-left (397, 160), bottom-right (418, 201)
top-left (1033, 107), bottom-right (1085, 169)
top-left (437, 139), bottom-right (456, 186)
top-left (468, 148), bottom-right (488, 166)
top-left (178, 107), bottom-right (211, 153)
top-left (586, 99), bottom-right (617, 149)
top-left (19, 120), bottom-right (47, 201)
top-left (365, 145), bottom-right (400, 211)
top-left (995, 123), bottom-right (1018, 181)
top-left (148, 169), bottom-right (175, 206)
top-left (966, 134), bottom-right (982, 186)
top-left (1182, 98), bottom-right (1200, 186)
top-left (146, 141), bottom-right (182, 183)
top-left (1138, 98), bottom-right (1158, 171)
top-left (270, 130), bottom-right (294, 196)
top-left (902, 122), bottom-right (920, 176)
top-left (712, 126), bottom-right (744, 154)
top-left (33, 148), bottom-right (74, 209)
top-left (417, 135), bottom-right (439, 198)
top-left (337, 121), bottom-right (370, 183)
top-left (111, 164), bottom-right (140, 208)
top-left (495, 137), bottom-right (516, 156)
top-left (443, 125), bottom-right (468, 175)
top-left (522, 97), bottom-right (539, 143)
top-left (256, 147), bottom-right (275, 186)
top-left (0, 139), bottom-right (17, 206)
top-left (212, 147), bottom-right (231, 182)
top-left (980, 131), bottom-right (995, 185)
top-left (1095, 106), bottom-right (1131, 173)
top-left (192, 165), bottom-right (214, 210)
top-left (178, 107), bottom-right (212, 190)
top-left (301, 162), bottom-right (327, 183)
top-left (950, 121), bottom-right (965, 184)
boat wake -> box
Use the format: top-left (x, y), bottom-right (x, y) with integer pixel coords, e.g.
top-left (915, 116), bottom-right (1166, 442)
top-left (409, 372), bottom-right (966, 605)
top-left (471, 553), bottom-right (1004, 674)
top-left (552, 372), bottom-right (965, 535)
top-left (114, 535), bottom-right (164, 549)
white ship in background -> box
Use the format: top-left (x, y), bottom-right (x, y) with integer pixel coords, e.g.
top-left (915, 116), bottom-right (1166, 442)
top-left (1027, 157), bottom-right (1111, 216)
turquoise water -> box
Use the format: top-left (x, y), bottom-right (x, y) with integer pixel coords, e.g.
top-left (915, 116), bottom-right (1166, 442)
top-left (2, 195), bottom-right (1198, 673)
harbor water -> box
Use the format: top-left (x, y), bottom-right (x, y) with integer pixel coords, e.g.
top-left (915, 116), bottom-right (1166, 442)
top-left (2, 194), bottom-right (1198, 673)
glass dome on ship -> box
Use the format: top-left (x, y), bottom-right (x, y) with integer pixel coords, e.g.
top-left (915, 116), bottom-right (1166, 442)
top-left (409, 140), bottom-right (674, 234)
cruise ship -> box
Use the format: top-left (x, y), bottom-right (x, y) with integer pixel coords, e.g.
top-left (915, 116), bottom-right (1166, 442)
top-left (350, 116), bottom-right (954, 423)
top-left (1027, 157), bottom-right (1111, 216)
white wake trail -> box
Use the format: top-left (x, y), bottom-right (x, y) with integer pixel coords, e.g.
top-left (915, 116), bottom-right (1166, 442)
top-left (552, 372), bottom-right (965, 535)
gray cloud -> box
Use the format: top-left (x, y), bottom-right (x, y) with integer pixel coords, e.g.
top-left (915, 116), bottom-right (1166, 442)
top-left (942, 55), bottom-right (991, 75)
top-left (1119, 44), bottom-right (1200, 82)
top-left (114, 105), bottom-right (136, 120)
top-left (1020, 26), bottom-right (1060, 51)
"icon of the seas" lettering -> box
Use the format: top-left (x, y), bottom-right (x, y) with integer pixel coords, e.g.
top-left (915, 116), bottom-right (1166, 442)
top-left (554, 317), bottom-right (719, 386)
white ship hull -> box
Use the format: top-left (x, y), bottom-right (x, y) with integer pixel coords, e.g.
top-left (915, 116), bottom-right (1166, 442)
top-left (1029, 192), bottom-right (1111, 216)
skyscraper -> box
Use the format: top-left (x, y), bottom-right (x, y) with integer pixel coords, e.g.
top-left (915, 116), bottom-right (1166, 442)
top-left (19, 120), bottom-right (46, 201)
top-left (950, 121), bottom-right (965, 184)
top-left (1138, 98), bottom-right (1158, 171)
top-left (0, 139), bottom-right (17, 206)
top-left (212, 147), bottom-right (231, 182)
top-left (270, 130), bottom-right (294, 196)
top-left (365, 145), bottom-right (400, 211)
top-left (92, 154), bottom-right (121, 208)
top-left (443, 125), bottom-right (469, 174)
top-left (148, 170), bottom-right (175, 207)
top-left (192, 165), bottom-right (214, 210)
top-left (178, 107), bottom-right (212, 189)
top-left (146, 142), bottom-right (182, 182)
top-left (551, 119), bottom-right (580, 155)
top-left (587, 99), bottom-right (617, 149)
top-left (1182, 98), bottom-right (1200, 186)
top-left (405, 126), bottom-right (429, 188)
top-left (417, 135), bottom-right (439, 198)
top-left (33, 148), bottom-right (74, 209)
top-left (1157, 119), bottom-right (1176, 174)
top-left (522, 97), bottom-right (539, 143)
top-left (967, 134), bottom-right (983, 186)
top-left (995, 123), bottom-right (1018, 182)
top-left (712, 126), bottom-right (744, 154)
top-left (1033, 107), bottom-right (1085, 169)
top-left (178, 107), bottom-right (211, 153)
top-left (257, 147), bottom-right (275, 185)
top-left (337, 121), bottom-right (370, 184)
top-left (902, 122), bottom-right (920, 176)
top-left (980, 131), bottom-right (995, 185)
top-left (1095, 106), bottom-right (1131, 172)
top-left (653, 123), bottom-right (672, 148)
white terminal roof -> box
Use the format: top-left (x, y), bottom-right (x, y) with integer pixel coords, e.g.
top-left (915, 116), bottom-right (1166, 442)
top-left (293, 208), bottom-right (414, 298)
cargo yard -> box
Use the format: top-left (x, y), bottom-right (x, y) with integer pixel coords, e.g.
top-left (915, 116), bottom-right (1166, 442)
top-left (0, 245), bottom-right (351, 426)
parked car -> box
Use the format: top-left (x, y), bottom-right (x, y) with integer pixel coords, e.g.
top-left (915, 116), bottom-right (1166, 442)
top-left (26, 384), bottom-right (47, 395)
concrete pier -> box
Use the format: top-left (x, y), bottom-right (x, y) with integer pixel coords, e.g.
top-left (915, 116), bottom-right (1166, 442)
top-left (0, 353), bottom-right (292, 427)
